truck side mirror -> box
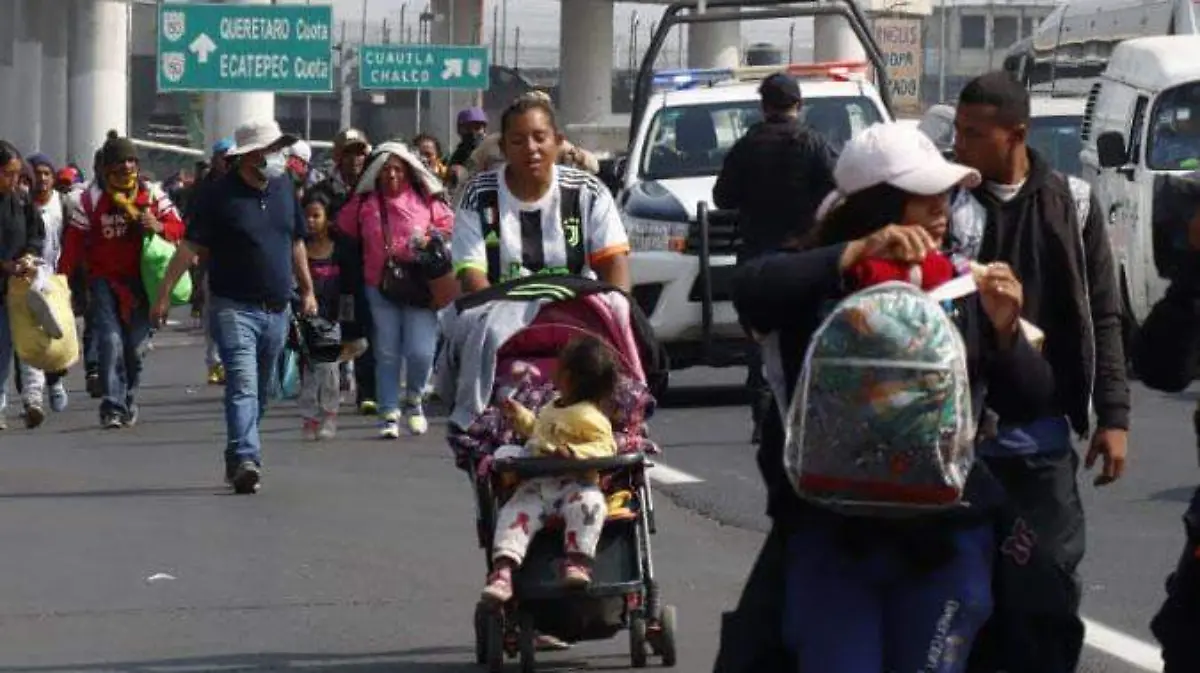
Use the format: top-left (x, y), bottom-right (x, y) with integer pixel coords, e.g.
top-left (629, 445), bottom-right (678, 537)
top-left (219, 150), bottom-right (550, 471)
top-left (1097, 131), bottom-right (1129, 169)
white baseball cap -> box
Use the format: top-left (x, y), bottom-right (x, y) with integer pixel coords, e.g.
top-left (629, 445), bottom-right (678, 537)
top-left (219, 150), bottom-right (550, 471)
top-left (286, 139), bottom-right (312, 165)
top-left (834, 122), bottom-right (980, 198)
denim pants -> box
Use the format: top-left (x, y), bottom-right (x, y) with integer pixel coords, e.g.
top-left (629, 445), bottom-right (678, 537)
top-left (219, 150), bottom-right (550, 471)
top-left (364, 287), bottom-right (439, 416)
top-left (0, 307), bottom-right (11, 414)
top-left (209, 296), bottom-right (288, 470)
top-left (91, 279), bottom-right (152, 418)
top-left (782, 519), bottom-right (994, 673)
top-left (82, 315), bottom-right (97, 374)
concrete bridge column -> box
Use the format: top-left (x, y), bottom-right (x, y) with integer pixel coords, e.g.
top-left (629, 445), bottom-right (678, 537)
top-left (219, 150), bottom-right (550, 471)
top-left (11, 0), bottom-right (43, 156)
top-left (69, 0), bottom-right (130, 167)
top-left (813, 15), bottom-right (867, 63)
top-left (688, 17), bottom-right (740, 69)
top-left (558, 0), bottom-right (614, 127)
top-left (0, 4), bottom-right (14, 144)
top-left (39, 1), bottom-right (70, 163)
top-left (206, 0), bottom-right (276, 149)
top-left (427, 0), bottom-right (485, 147)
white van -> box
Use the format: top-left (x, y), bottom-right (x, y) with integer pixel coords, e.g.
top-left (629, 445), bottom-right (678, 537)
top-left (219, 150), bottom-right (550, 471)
top-left (1081, 35), bottom-right (1200, 323)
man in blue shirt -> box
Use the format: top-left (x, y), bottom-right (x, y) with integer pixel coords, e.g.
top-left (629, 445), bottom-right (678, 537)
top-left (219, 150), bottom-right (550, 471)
top-left (153, 120), bottom-right (318, 494)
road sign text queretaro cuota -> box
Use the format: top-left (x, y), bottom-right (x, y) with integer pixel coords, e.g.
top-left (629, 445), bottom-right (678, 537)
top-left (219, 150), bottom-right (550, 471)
top-left (157, 3), bottom-right (334, 93)
top-left (359, 44), bottom-right (490, 91)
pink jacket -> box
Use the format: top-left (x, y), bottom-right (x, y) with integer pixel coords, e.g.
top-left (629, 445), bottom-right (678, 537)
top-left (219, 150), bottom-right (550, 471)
top-left (337, 187), bottom-right (454, 287)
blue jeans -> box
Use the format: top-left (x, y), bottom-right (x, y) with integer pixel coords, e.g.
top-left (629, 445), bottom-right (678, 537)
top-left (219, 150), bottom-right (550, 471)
top-left (91, 279), bottom-right (151, 418)
top-left (365, 287), bottom-right (439, 416)
top-left (0, 307), bottom-right (11, 413)
top-left (782, 519), bottom-right (994, 673)
top-left (209, 296), bottom-right (288, 470)
top-left (83, 314), bottom-right (98, 374)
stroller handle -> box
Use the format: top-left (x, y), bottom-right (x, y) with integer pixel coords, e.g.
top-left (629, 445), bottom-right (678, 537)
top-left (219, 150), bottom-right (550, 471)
top-left (491, 453), bottom-right (645, 478)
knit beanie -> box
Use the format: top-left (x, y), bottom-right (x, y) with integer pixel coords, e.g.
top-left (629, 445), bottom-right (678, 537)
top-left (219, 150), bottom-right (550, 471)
top-left (100, 129), bottom-right (138, 167)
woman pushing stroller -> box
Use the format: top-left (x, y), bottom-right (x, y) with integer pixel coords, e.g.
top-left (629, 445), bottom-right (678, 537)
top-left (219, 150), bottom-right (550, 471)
top-left (722, 122), bottom-right (1059, 672)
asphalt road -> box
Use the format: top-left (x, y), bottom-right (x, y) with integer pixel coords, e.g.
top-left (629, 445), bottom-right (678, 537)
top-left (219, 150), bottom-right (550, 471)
top-left (0, 329), bottom-right (1189, 672)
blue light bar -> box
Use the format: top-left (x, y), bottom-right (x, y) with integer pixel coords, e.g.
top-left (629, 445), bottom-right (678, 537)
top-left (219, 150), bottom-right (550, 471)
top-left (650, 67), bottom-right (736, 90)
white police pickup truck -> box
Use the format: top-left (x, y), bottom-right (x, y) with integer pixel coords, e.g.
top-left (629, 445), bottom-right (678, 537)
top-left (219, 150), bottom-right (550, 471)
top-left (614, 64), bottom-right (890, 392)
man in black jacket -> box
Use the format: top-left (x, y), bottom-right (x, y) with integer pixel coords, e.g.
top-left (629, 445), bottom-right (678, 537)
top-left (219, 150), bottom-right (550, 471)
top-left (0, 140), bottom-right (47, 431)
top-left (1134, 189), bottom-right (1200, 672)
top-left (714, 72), bottom-right (838, 445)
top-left (949, 72), bottom-right (1131, 673)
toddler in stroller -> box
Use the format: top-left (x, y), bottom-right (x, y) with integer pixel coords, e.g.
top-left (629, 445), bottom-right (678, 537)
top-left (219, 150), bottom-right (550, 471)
top-left (482, 335), bottom-right (618, 602)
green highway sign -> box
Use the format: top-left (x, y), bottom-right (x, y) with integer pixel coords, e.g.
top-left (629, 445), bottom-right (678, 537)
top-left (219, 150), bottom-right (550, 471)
top-left (156, 2), bottom-right (334, 94)
top-left (359, 44), bottom-right (490, 91)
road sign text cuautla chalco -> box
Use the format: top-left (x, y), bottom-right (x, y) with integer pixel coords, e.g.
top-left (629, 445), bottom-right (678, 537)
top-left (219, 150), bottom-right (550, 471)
top-left (157, 3), bottom-right (334, 94)
top-left (359, 44), bottom-right (490, 91)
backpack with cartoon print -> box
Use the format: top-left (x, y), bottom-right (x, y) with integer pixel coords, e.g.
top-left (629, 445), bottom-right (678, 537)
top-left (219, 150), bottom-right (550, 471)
top-left (784, 281), bottom-right (976, 517)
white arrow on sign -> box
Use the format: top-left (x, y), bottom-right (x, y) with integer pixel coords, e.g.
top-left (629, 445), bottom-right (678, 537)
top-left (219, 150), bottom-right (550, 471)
top-left (189, 33), bottom-right (218, 64)
top-left (467, 59), bottom-right (483, 77)
top-left (442, 58), bottom-right (463, 80)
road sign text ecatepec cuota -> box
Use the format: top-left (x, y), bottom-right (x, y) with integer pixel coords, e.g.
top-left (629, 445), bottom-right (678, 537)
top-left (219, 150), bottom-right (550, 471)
top-left (157, 3), bottom-right (334, 93)
top-left (359, 44), bottom-right (490, 91)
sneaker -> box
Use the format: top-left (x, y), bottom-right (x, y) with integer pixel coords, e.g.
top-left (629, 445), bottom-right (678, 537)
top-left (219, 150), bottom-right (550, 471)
top-left (302, 418), bottom-right (320, 441)
top-left (317, 415), bottom-right (337, 441)
top-left (207, 364), bottom-right (225, 385)
top-left (359, 400), bottom-right (378, 416)
top-left (49, 383), bottom-right (68, 413)
top-left (86, 372), bottom-right (102, 399)
top-left (379, 412), bottom-right (401, 439)
top-left (481, 569), bottom-right (513, 604)
top-left (407, 412), bottom-right (428, 436)
top-left (23, 404), bottom-right (45, 429)
top-left (101, 412), bottom-right (123, 429)
top-left (231, 461), bottom-right (261, 494)
top-left (563, 561), bottom-right (592, 587)
top-left (122, 404), bottom-right (140, 428)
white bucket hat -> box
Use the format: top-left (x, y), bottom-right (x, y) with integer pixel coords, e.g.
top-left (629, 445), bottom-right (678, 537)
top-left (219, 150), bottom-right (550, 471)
top-left (816, 122), bottom-right (982, 221)
top-left (225, 119), bottom-right (297, 157)
top-left (355, 141), bottom-right (445, 197)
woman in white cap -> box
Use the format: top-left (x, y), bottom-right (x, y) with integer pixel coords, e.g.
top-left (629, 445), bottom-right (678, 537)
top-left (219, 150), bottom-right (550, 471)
top-left (336, 142), bottom-right (454, 439)
top-left (722, 122), bottom-right (1057, 672)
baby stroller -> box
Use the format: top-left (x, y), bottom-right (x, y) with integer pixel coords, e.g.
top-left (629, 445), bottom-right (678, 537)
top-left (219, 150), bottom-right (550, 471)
top-left (438, 276), bottom-right (676, 672)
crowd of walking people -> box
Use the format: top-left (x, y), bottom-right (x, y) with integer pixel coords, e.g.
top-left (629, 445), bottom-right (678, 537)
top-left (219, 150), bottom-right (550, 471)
top-left (3, 71), bottom-right (1200, 672)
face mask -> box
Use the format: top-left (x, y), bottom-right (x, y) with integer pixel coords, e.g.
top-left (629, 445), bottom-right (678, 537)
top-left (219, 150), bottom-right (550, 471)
top-left (261, 152), bottom-right (287, 180)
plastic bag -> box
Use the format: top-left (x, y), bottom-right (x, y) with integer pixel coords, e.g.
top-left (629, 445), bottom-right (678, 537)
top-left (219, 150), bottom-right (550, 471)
top-left (275, 348), bottom-right (301, 400)
top-left (6, 274), bottom-right (79, 372)
top-left (141, 233), bottom-right (192, 306)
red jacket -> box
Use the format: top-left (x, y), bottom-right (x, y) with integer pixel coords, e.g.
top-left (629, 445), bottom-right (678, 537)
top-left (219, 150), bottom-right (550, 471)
top-left (58, 181), bottom-right (184, 283)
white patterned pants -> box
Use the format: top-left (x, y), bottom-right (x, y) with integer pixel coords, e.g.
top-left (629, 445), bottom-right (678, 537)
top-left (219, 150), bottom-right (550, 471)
top-left (298, 361), bottom-right (340, 421)
top-left (493, 476), bottom-right (607, 565)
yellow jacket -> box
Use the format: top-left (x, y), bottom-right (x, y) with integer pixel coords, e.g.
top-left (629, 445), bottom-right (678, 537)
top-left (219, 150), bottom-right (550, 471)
top-left (509, 398), bottom-right (616, 459)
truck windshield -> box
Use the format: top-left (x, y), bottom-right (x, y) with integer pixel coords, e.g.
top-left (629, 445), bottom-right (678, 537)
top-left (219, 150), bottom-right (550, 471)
top-left (639, 96), bottom-right (883, 180)
top-left (1028, 115), bottom-right (1083, 176)
top-left (1148, 82), bottom-right (1200, 171)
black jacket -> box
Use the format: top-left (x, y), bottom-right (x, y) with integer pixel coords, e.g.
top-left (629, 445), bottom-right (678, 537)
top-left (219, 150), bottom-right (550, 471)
top-left (732, 243), bottom-right (1058, 528)
top-left (1133, 255), bottom-right (1200, 393)
top-left (0, 191), bottom-right (47, 302)
top-left (954, 149), bottom-right (1130, 433)
top-left (713, 116), bottom-right (836, 259)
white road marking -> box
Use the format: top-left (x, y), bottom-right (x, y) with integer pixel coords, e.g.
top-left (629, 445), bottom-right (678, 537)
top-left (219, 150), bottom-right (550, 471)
top-left (646, 461), bottom-right (705, 485)
top-left (1083, 617), bottom-right (1163, 672)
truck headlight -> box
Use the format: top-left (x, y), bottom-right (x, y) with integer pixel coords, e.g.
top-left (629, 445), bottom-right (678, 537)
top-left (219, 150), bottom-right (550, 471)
top-left (625, 216), bottom-right (690, 253)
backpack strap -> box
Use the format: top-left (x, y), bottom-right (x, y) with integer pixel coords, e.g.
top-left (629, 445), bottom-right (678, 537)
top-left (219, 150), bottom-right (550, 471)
top-left (475, 186), bottom-right (502, 285)
top-left (559, 185), bottom-right (585, 276)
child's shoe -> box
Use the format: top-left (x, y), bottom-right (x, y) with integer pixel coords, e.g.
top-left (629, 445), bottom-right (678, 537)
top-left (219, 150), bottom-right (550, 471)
top-left (302, 418), bottom-right (320, 441)
top-left (481, 568), bottom-right (513, 603)
top-left (379, 412), bottom-right (401, 439)
top-left (563, 560), bottom-right (592, 587)
top-left (317, 414), bottom-right (337, 440)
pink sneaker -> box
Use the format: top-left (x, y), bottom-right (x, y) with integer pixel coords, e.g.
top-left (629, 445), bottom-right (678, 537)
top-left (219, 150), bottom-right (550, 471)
top-left (481, 569), bottom-right (513, 603)
top-left (563, 561), bottom-right (592, 587)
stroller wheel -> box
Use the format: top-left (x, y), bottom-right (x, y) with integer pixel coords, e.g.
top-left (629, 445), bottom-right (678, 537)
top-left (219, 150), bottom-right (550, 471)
top-left (654, 605), bottom-right (678, 667)
top-left (473, 602), bottom-right (488, 665)
top-left (629, 613), bottom-right (649, 668)
top-left (483, 608), bottom-right (505, 673)
top-left (517, 612), bottom-right (537, 673)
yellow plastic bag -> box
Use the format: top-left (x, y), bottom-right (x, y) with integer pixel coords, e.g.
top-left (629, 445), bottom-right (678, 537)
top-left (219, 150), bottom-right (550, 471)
top-left (6, 274), bottom-right (79, 372)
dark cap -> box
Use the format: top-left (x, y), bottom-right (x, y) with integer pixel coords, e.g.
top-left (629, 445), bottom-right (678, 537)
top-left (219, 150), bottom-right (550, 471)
top-left (101, 133), bottom-right (138, 167)
top-left (759, 73), bottom-right (802, 108)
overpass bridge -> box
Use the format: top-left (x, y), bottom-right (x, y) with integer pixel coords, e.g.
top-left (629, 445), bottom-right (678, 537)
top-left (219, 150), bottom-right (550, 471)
top-left (0, 0), bottom-right (928, 166)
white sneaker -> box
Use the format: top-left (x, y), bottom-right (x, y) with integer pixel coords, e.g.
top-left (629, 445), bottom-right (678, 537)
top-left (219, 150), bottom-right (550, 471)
top-left (407, 412), bottom-right (428, 436)
top-left (317, 415), bottom-right (337, 440)
top-left (379, 412), bottom-right (401, 439)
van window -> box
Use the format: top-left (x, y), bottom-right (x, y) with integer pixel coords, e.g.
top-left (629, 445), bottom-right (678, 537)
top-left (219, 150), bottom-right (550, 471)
top-left (1128, 96), bottom-right (1149, 165)
top-left (1148, 82), bottom-right (1200, 170)
top-left (1029, 115), bottom-right (1083, 176)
